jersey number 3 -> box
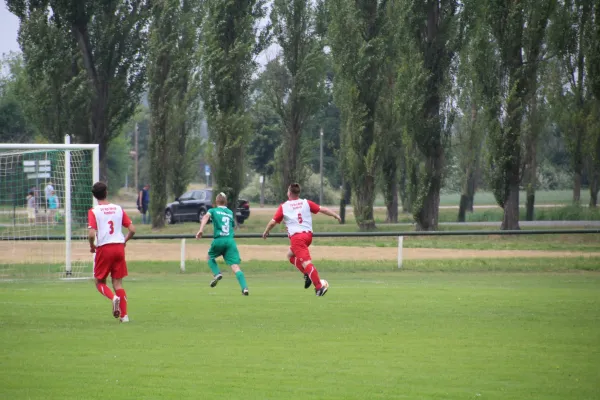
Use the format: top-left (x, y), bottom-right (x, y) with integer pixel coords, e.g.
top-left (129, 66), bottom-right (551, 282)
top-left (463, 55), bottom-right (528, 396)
top-left (222, 216), bottom-right (230, 234)
top-left (108, 221), bottom-right (114, 234)
top-left (297, 213), bottom-right (303, 224)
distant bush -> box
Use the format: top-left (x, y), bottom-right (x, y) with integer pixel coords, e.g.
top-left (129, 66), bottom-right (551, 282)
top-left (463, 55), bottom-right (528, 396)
top-left (301, 173), bottom-right (339, 204)
top-left (535, 205), bottom-right (600, 221)
top-left (537, 161), bottom-right (572, 190)
top-left (241, 173), bottom-right (339, 205)
top-left (240, 174), bottom-right (278, 204)
top-left (440, 205), bottom-right (600, 223)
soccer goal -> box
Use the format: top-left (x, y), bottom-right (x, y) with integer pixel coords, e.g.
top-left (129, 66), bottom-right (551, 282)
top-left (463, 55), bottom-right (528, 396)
top-left (0, 137), bottom-right (99, 280)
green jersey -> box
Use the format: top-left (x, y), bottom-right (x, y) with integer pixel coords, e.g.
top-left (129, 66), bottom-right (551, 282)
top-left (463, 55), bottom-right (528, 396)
top-left (208, 206), bottom-right (235, 239)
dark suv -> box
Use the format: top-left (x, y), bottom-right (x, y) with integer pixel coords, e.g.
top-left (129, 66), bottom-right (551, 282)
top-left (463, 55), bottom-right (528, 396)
top-left (164, 189), bottom-right (250, 225)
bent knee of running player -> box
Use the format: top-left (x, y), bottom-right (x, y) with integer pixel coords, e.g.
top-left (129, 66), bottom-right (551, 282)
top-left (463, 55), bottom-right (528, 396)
top-left (301, 258), bottom-right (313, 268)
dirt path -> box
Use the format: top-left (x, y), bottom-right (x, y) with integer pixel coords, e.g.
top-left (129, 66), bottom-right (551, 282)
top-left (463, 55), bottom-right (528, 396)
top-left (1, 241), bottom-right (597, 264)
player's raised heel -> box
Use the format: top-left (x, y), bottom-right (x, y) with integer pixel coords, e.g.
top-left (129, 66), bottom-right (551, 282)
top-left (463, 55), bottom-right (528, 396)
top-left (242, 288), bottom-right (249, 296)
top-left (112, 296), bottom-right (121, 318)
top-left (210, 273), bottom-right (223, 287)
top-left (315, 286), bottom-right (328, 297)
top-left (304, 274), bottom-right (312, 289)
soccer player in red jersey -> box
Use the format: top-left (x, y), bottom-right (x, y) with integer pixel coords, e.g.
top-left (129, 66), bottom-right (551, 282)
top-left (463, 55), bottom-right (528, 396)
top-left (88, 182), bottom-right (136, 322)
top-left (262, 183), bottom-right (341, 296)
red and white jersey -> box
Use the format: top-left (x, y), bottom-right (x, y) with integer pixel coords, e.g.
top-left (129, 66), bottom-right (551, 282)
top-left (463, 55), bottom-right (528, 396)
top-left (273, 199), bottom-right (320, 237)
top-left (87, 203), bottom-right (132, 247)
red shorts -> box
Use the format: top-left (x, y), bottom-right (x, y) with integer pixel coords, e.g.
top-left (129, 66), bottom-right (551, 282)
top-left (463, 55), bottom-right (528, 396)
top-left (289, 232), bottom-right (313, 263)
top-left (93, 243), bottom-right (128, 280)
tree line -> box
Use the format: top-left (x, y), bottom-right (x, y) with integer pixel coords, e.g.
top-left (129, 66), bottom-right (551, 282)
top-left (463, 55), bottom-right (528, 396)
top-left (1, 0), bottom-right (599, 231)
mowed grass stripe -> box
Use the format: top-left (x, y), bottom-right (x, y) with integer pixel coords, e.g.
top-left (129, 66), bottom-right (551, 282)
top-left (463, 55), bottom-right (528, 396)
top-left (1, 270), bottom-right (599, 400)
top-left (2, 257), bottom-right (600, 280)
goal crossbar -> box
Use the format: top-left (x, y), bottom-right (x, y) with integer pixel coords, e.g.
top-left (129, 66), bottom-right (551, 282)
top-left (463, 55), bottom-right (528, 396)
top-left (0, 144), bottom-right (100, 150)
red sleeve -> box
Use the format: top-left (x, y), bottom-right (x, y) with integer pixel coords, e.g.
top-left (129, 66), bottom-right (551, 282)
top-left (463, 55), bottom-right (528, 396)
top-left (307, 200), bottom-right (321, 214)
top-left (122, 210), bottom-right (132, 228)
top-left (272, 205), bottom-right (284, 223)
top-left (87, 209), bottom-right (97, 230)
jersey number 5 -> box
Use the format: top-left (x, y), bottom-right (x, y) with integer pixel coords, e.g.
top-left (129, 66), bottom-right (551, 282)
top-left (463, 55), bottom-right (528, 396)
top-left (108, 221), bottom-right (114, 234)
top-left (297, 213), bottom-right (303, 224)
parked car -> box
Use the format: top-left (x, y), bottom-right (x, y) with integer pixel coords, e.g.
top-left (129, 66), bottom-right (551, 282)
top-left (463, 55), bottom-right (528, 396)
top-left (164, 189), bottom-right (250, 225)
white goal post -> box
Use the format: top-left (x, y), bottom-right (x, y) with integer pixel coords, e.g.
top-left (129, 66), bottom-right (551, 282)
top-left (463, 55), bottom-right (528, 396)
top-left (0, 137), bottom-right (99, 279)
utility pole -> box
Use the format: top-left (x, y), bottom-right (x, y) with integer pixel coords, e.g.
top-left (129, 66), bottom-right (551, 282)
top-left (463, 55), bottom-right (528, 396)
top-left (260, 175), bottom-right (265, 208)
top-left (319, 128), bottom-right (324, 205)
top-left (134, 123), bottom-right (139, 191)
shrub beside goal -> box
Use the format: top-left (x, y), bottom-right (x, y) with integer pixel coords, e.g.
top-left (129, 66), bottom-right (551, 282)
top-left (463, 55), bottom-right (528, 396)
top-left (0, 138), bottom-right (99, 280)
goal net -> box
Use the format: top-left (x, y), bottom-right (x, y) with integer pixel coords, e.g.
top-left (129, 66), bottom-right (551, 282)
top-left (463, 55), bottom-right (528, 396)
top-left (0, 140), bottom-right (99, 280)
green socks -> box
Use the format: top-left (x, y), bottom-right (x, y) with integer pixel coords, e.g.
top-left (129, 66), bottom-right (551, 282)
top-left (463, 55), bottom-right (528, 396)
top-left (208, 260), bottom-right (247, 290)
top-left (208, 258), bottom-right (221, 276)
top-left (235, 270), bottom-right (248, 290)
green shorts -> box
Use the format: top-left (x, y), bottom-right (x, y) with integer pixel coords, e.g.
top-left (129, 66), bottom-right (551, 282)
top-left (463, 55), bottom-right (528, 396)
top-left (208, 238), bottom-right (241, 265)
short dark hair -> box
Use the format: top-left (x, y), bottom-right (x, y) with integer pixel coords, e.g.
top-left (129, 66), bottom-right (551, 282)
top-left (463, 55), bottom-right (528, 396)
top-left (92, 182), bottom-right (108, 200)
top-left (289, 183), bottom-right (301, 196)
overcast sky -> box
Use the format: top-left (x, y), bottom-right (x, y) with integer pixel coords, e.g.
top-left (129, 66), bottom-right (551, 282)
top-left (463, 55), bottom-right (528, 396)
top-left (0, 4), bottom-right (19, 56)
top-left (0, 3), bottom-right (278, 66)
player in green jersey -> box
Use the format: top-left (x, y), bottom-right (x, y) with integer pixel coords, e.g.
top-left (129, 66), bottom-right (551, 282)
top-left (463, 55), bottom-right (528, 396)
top-left (196, 192), bottom-right (249, 295)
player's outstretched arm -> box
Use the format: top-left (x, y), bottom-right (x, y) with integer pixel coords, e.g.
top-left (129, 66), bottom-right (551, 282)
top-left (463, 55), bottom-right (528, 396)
top-left (196, 212), bottom-right (211, 239)
top-left (319, 206), bottom-right (342, 223)
top-left (263, 219), bottom-right (277, 239)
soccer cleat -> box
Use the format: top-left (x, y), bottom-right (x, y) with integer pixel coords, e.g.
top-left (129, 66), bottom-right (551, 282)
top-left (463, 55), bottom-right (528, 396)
top-left (210, 273), bottom-right (223, 287)
top-left (120, 315), bottom-right (129, 323)
top-left (304, 274), bottom-right (312, 289)
top-left (315, 286), bottom-right (328, 297)
top-left (242, 288), bottom-right (249, 296)
top-left (112, 296), bottom-right (121, 318)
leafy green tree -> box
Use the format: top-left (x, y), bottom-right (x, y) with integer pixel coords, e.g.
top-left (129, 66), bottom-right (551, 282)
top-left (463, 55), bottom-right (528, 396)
top-left (453, 19), bottom-right (492, 222)
top-left (329, 0), bottom-right (394, 230)
top-left (585, 2), bottom-right (600, 207)
top-left (307, 75), bottom-right (342, 190)
top-left (377, 2), bottom-right (403, 223)
top-left (523, 81), bottom-right (548, 221)
top-left (475, 0), bottom-right (554, 230)
top-left (106, 133), bottom-right (132, 189)
top-left (267, 0), bottom-right (326, 197)
top-left (168, 0), bottom-right (203, 199)
top-left (122, 105), bottom-right (151, 190)
top-left (201, 0), bottom-right (268, 213)
top-left (547, 0), bottom-right (591, 204)
top-left (148, 0), bottom-right (178, 228)
top-left (7, 0), bottom-right (150, 180)
top-left (400, 0), bottom-right (459, 231)
top-left (584, 103), bottom-right (600, 207)
top-left (396, 46), bottom-right (427, 216)
top-left (7, 8), bottom-right (90, 144)
top-left (378, 71), bottom-right (402, 223)
top-left (248, 92), bottom-right (281, 179)
top-left (0, 52), bottom-right (36, 143)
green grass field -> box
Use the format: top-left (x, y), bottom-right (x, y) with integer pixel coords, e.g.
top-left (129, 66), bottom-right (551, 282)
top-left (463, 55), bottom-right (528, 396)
top-left (2, 260), bottom-right (600, 400)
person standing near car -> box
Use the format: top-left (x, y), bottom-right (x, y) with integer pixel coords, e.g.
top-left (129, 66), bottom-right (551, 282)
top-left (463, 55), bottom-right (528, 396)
top-left (137, 184), bottom-right (150, 224)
